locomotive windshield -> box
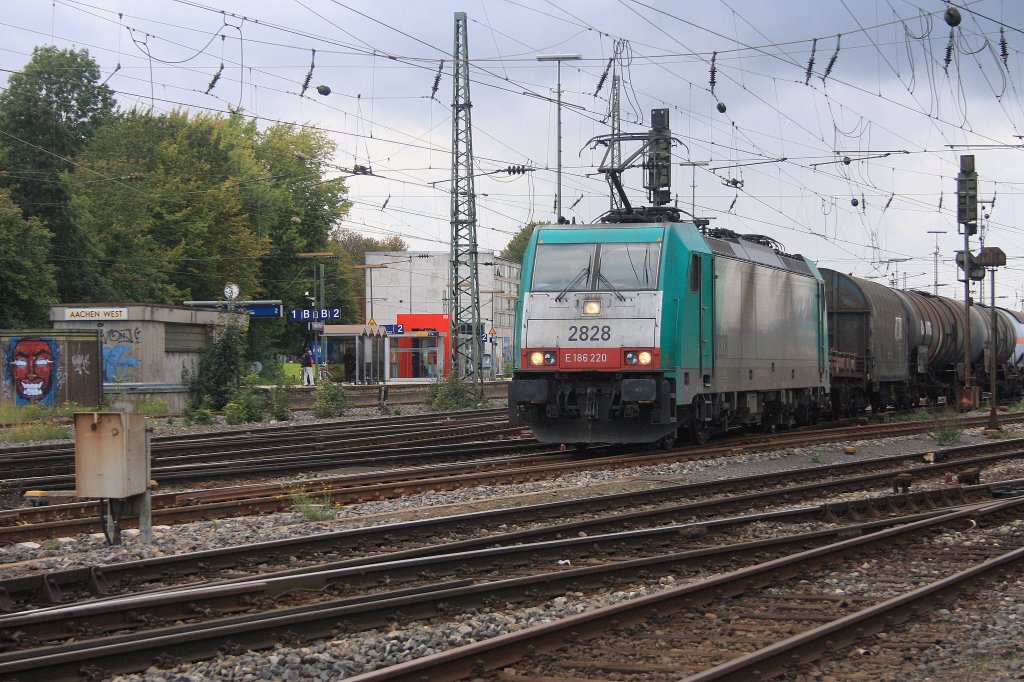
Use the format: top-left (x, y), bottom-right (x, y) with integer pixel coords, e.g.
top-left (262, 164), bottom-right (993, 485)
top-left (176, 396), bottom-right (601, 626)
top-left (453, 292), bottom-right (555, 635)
top-left (532, 241), bottom-right (661, 292)
top-left (597, 242), bottom-right (661, 290)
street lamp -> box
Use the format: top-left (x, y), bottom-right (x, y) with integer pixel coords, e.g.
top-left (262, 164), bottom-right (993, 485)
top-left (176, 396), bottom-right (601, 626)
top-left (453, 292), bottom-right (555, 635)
top-left (353, 263), bottom-right (388, 324)
top-left (537, 53), bottom-right (581, 222)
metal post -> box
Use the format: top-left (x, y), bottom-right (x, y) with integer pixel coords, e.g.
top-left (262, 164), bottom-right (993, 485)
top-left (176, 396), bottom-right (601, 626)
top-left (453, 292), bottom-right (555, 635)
top-left (988, 267), bottom-right (999, 429)
top-left (960, 156), bottom-right (974, 409)
top-left (537, 53), bottom-right (581, 222)
top-left (927, 230), bottom-right (945, 295)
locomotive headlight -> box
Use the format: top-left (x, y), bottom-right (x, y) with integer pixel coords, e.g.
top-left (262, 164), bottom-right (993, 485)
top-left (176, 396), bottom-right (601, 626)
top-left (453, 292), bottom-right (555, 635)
top-left (582, 300), bottom-right (601, 315)
top-left (529, 351), bottom-right (557, 366)
top-left (624, 350), bottom-right (653, 366)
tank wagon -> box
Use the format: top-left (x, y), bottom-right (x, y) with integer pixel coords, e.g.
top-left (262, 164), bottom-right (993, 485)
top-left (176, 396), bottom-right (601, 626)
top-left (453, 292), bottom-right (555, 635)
top-left (822, 268), bottom-right (1022, 413)
top-left (508, 223), bottom-right (830, 446)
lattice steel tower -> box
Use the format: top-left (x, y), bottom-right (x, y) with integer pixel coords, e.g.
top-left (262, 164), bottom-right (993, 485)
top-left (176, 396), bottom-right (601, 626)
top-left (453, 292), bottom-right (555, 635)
top-left (448, 11), bottom-right (484, 396)
top-left (609, 39), bottom-right (624, 212)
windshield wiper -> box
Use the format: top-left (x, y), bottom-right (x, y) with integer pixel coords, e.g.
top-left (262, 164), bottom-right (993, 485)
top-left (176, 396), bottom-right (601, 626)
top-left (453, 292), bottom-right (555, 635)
top-left (597, 272), bottom-right (627, 301)
top-left (555, 265), bottom-right (590, 302)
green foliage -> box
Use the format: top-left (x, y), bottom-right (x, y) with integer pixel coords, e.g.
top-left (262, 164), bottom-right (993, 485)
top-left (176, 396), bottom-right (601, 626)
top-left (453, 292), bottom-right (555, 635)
top-left (427, 373), bottom-right (476, 411)
top-left (312, 381), bottom-right (350, 418)
top-left (499, 222), bottom-right (544, 264)
top-left (288, 485), bottom-right (336, 521)
top-left (267, 384), bottom-right (292, 421)
top-left (185, 321), bottom-right (248, 410)
top-left (1009, 398), bottom-right (1024, 413)
top-left (223, 373), bottom-right (267, 424)
top-left (931, 410), bottom-right (964, 445)
top-left (0, 420), bottom-right (70, 444)
top-left (0, 190), bottom-right (58, 326)
top-left (136, 399), bottom-right (170, 417)
top-left (0, 46), bottom-right (115, 301)
top-left (886, 408), bottom-right (933, 423)
top-left (181, 403), bottom-right (215, 426)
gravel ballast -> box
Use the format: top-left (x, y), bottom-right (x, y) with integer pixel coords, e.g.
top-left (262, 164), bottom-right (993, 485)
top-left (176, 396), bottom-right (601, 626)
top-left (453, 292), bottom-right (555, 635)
top-left (1, 409), bottom-right (1022, 681)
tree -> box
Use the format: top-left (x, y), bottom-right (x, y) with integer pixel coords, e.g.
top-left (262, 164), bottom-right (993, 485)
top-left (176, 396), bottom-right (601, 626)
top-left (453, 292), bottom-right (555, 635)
top-left (0, 46), bottom-right (116, 301)
top-left (67, 110), bottom-right (272, 302)
top-left (0, 190), bottom-right (58, 327)
top-left (500, 222), bottom-right (545, 263)
top-left (329, 229), bottom-right (408, 327)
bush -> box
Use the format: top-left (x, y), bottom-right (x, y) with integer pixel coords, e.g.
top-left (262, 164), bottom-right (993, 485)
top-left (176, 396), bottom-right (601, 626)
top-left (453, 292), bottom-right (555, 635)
top-left (182, 402), bottom-right (215, 426)
top-left (183, 320), bottom-right (247, 409)
top-left (223, 373), bottom-right (267, 424)
top-left (931, 410), bottom-right (964, 445)
top-left (312, 381), bottom-right (350, 418)
top-left (427, 373), bottom-right (476, 411)
top-left (267, 384), bottom-right (292, 421)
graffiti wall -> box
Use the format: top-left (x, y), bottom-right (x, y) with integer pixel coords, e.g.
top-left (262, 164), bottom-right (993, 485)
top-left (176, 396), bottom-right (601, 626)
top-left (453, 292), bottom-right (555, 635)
top-left (1, 331), bottom-right (102, 408)
top-left (100, 326), bottom-right (143, 383)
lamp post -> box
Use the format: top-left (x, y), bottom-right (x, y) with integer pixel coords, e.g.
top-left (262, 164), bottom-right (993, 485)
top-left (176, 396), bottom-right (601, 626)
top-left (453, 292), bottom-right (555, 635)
top-left (354, 263), bottom-right (388, 324)
top-left (537, 53), bottom-right (581, 222)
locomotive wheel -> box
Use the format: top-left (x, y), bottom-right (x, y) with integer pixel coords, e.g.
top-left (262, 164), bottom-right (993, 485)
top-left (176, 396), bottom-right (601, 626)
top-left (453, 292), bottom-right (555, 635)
top-left (657, 432), bottom-right (676, 449)
top-left (690, 423), bottom-right (710, 445)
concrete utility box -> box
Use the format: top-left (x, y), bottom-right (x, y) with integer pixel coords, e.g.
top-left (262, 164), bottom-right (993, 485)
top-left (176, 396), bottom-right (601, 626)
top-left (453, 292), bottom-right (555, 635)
top-left (74, 412), bottom-right (150, 499)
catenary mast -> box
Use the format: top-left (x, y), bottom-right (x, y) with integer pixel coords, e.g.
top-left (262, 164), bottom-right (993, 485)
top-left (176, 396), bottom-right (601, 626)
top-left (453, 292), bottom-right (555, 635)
top-left (447, 12), bottom-right (484, 397)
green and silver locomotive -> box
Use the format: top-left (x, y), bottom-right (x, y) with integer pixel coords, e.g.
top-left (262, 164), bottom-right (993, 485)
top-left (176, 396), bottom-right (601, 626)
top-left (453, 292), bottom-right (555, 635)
top-left (508, 221), bottom-right (830, 446)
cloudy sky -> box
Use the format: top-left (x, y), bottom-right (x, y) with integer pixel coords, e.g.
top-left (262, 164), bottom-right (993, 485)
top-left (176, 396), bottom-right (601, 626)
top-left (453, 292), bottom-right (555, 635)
top-left (4, 0), bottom-right (1024, 303)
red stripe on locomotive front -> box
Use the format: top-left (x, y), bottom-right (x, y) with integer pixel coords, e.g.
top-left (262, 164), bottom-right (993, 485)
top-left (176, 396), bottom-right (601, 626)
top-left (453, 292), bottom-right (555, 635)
top-left (520, 348), bottom-right (660, 371)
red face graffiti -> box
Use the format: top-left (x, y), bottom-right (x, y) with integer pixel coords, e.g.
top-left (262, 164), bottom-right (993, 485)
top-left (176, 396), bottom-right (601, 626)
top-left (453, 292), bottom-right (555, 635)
top-left (10, 339), bottom-right (55, 402)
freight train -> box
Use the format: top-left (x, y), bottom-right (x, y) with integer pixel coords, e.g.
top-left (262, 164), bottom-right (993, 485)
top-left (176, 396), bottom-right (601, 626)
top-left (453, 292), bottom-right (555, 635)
top-left (507, 221), bottom-right (1023, 447)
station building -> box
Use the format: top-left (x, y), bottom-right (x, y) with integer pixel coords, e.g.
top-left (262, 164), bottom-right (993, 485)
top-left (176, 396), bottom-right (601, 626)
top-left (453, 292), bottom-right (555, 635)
top-left (359, 250), bottom-right (520, 381)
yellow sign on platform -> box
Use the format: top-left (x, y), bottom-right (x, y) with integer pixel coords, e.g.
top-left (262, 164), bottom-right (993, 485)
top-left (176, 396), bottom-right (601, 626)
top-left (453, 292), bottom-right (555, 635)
top-left (367, 318), bottom-right (377, 326)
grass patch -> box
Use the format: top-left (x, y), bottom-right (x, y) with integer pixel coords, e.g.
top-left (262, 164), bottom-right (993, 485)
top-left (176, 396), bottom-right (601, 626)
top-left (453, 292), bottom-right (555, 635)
top-left (282, 362), bottom-right (302, 385)
top-left (0, 420), bottom-right (71, 444)
top-left (931, 410), bottom-right (964, 445)
top-left (886, 408), bottom-right (933, 423)
top-left (289, 486), bottom-right (336, 521)
top-left (136, 399), bottom-right (170, 417)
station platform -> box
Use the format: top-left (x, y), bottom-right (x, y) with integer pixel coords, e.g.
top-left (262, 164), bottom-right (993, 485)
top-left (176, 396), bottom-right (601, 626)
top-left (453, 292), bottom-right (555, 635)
top-left (281, 380), bottom-right (509, 410)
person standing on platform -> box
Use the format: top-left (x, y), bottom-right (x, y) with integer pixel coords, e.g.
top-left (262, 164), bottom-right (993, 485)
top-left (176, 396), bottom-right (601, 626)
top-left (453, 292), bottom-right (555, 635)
top-left (301, 348), bottom-right (316, 386)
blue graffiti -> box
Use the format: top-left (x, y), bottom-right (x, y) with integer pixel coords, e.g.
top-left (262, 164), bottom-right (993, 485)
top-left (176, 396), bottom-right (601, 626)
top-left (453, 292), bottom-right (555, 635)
top-left (102, 345), bottom-right (140, 382)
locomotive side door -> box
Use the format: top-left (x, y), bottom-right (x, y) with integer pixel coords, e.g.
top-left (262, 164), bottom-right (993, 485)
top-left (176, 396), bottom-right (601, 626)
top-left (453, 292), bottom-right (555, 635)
top-left (697, 252), bottom-right (714, 382)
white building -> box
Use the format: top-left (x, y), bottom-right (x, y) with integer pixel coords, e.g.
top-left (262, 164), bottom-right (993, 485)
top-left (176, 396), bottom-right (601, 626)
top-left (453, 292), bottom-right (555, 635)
top-left (363, 250), bottom-right (520, 375)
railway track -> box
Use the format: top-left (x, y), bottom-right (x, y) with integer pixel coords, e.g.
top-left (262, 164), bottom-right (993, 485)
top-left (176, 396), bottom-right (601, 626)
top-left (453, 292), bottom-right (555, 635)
top-left (3, 417), bottom-right (1022, 543)
top-left (2, 435), bottom-right (1022, 611)
top-left (0, 475), bottom-right (1020, 679)
top-left (0, 408), bottom-right (516, 488)
top-left (343, 497), bottom-right (1024, 681)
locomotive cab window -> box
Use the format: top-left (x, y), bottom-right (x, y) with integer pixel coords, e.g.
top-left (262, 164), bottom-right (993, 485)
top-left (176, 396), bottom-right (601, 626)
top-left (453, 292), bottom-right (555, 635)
top-left (596, 242), bottom-right (661, 291)
top-left (531, 243), bottom-right (596, 292)
top-left (532, 241), bottom-right (661, 292)
top-left (689, 254), bottom-right (701, 292)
